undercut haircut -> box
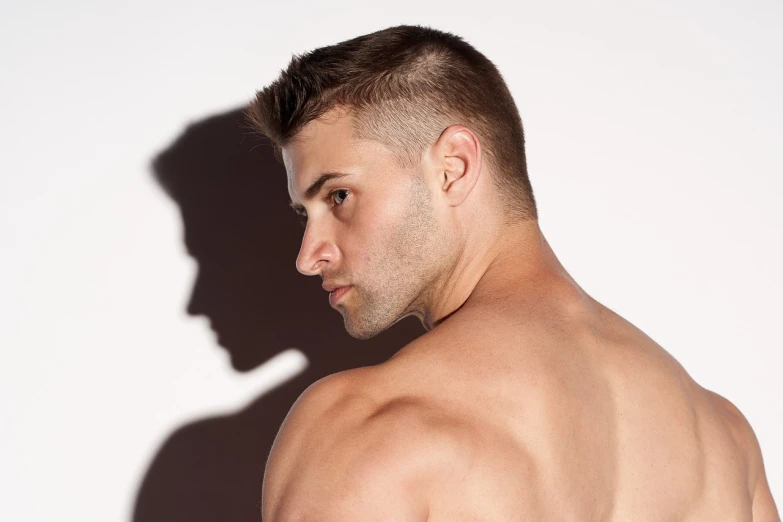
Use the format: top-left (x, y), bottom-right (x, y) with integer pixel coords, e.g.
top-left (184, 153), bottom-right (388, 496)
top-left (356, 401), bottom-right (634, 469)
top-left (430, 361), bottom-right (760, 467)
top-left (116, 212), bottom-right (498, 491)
top-left (247, 24), bottom-right (538, 223)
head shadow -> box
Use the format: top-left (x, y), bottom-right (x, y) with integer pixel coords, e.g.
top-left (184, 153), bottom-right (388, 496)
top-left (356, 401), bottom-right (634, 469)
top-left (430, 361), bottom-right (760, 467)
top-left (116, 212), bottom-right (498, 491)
top-left (132, 107), bottom-right (424, 521)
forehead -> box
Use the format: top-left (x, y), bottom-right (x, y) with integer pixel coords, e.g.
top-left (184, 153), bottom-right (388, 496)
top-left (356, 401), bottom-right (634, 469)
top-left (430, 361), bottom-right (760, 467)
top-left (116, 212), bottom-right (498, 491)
top-left (283, 109), bottom-right (354, 187)
top-left (283, 108), bottom-right (399, 204)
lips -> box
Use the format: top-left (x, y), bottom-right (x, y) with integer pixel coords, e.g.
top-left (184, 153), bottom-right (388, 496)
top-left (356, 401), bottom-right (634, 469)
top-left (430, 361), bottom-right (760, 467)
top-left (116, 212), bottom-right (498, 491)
top-left (328, 286), bottom-right (351, 306)
top-left (322, 282), bottom-right (349, 292)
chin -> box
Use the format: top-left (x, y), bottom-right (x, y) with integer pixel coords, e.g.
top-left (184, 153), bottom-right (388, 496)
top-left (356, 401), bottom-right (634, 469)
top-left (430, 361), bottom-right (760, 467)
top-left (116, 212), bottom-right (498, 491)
top-left (343, 318), bottom-right (394, 341)
top-left (347, 330), bottom-right (378, 341)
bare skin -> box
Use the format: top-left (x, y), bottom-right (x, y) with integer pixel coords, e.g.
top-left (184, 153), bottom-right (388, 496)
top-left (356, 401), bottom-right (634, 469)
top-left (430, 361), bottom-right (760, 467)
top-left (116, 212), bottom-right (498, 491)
top-left (262, 107), bottom-right (779, 521)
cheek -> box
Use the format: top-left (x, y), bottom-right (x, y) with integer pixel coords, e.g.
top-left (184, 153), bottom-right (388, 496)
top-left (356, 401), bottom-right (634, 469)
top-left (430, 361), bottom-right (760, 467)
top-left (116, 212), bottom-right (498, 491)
top-left (352, 192), bottom-right (401, 236)
top-left (343, 191), bottom-right (412, 266)
top-left (344, 215), bottom-right (391, 269)
top-left (351, 221), bottom-right (382, 266)
top-left (376, 190), bottom-right (412, 226)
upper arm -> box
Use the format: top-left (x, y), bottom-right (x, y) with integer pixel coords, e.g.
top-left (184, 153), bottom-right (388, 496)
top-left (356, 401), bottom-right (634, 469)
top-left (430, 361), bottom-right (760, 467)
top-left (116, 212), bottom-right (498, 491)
top-left (262, 375), bottom-right (338, 521)
top-left (751, 462), bottom-right (780, 522)
top-left (262, 375), bottom-right (431, 522)
top-left (745, 419), bottom-right (780, 522)
top-left (711, 392), bottom-right (780, 522)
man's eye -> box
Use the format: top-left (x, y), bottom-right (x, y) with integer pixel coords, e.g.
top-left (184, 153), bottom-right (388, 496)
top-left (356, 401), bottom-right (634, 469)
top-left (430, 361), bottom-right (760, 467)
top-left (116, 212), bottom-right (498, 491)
top-left (294, 190), bottom-right (347, 228)
top-left (330, 189), bottom-right (349, 206)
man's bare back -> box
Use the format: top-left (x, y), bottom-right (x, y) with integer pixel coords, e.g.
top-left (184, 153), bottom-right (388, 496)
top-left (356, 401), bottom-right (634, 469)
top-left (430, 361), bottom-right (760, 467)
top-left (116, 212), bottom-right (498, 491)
top-left (264, 288), bottom-right (779, 521)
top-left (250, 24), bottom-right (778, 521)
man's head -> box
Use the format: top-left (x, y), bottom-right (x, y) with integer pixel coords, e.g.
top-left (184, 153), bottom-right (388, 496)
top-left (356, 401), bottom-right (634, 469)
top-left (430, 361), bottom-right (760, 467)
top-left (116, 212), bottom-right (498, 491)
top-left (247, 25), bottom-right (539, 337)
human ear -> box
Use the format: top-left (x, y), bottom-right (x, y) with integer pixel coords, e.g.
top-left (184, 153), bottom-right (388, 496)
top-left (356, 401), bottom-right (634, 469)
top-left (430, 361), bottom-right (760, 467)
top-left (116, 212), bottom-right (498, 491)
top-left (438, 124), bottom-right (482, 207)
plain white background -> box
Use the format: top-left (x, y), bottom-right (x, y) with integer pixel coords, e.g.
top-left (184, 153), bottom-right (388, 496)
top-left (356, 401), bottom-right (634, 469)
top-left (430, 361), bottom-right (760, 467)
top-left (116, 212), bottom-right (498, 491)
top-left (1, 0), bottom-right (780, 519)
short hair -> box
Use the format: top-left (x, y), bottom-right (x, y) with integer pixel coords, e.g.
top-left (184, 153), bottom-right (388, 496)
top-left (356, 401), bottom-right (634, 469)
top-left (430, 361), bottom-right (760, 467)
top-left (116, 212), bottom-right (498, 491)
top-left (247, 24), bottom-right (538, 223)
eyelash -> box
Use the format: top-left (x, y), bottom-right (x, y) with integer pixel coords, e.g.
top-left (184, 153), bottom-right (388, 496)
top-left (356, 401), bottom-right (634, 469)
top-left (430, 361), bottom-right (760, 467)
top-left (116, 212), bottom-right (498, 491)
top-left (297, 189), bottom-right (349, 227)
top-left (328, 188), bottom-right (349, 208)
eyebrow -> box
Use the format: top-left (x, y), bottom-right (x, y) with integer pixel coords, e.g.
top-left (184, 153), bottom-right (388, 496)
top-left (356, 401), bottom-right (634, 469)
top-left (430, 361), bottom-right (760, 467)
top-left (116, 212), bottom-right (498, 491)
top-left (289, 172), bottom-right (351, 214)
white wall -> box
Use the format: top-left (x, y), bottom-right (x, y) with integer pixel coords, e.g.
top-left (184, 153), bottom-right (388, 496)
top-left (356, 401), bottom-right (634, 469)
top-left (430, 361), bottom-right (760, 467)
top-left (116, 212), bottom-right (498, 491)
top-left (1, 0), bottom-right (780, 520)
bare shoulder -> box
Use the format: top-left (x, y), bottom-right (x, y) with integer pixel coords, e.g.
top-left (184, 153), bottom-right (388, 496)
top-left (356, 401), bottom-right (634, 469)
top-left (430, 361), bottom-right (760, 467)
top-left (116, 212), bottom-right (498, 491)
top-left (261, 371), bottom-right (352, 520)
top-left (704, 389), bottom-right (781, 522)
top-left (262, 368), bottom-right (437, 521)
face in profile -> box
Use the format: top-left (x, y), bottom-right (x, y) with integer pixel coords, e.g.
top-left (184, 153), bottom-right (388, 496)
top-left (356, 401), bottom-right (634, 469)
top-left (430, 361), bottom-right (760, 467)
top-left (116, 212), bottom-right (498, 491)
top-left (282, 109), bottom-right (457, 339)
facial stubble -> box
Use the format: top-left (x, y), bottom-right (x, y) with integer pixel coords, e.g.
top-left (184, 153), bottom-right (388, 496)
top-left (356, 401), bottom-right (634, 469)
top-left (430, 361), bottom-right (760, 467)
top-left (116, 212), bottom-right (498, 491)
top-left (340, 174), bottom-right (451, 339)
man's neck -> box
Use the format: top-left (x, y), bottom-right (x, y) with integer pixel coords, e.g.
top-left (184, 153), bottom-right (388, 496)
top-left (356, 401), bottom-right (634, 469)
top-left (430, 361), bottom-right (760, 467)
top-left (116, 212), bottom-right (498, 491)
top-left (423, 220), bottom-right (581, 331)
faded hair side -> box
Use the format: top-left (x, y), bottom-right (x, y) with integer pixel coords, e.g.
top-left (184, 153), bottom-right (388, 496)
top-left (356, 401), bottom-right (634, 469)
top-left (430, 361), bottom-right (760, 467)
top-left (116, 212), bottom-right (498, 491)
top-left (247, 24), bottom-right (537, 223)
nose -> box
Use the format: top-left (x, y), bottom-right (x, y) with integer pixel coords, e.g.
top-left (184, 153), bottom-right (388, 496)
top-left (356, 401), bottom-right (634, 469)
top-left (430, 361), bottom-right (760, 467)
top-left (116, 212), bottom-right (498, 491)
top-left (295, 225), bottom-right (341, 276)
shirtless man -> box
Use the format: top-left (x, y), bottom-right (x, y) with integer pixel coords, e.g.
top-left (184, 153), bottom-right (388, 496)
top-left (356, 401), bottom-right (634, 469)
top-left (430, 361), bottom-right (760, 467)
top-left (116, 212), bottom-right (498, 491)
top-left (247, 24), bottom-right (779, 521)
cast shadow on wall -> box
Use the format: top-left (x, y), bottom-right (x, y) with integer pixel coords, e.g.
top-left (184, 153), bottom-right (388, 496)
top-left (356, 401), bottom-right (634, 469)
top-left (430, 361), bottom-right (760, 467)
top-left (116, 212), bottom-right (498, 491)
top-left (131, 107), bottom-right (425, 521)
